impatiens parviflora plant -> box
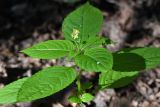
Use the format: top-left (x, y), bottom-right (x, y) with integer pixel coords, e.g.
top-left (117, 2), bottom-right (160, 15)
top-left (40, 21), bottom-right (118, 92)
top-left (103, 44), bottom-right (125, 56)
top-left (0, 2), bottom-right (160, 106)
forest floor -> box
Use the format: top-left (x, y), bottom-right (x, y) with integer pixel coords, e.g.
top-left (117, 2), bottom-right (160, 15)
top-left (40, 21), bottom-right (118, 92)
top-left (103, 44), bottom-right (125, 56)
top-left (0, 0), bottom-right (160, 107)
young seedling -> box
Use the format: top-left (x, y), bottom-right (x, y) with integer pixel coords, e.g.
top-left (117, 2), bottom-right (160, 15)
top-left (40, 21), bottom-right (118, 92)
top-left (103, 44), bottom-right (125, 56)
top-left (0, 2), bottom-right (160, 107)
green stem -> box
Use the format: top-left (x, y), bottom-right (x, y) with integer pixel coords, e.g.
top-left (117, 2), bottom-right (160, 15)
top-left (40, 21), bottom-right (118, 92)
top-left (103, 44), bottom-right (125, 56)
top-left (76, 69), bottom-right (83, 107)
top-left (76, 69), bottom-right (82, 93)
top-left (76, 69), bottom-right (84, 107)
top-left (74, 41), bottom-right (80, 52)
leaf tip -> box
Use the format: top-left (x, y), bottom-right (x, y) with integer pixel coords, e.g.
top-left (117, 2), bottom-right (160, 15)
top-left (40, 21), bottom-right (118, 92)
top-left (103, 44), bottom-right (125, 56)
top-left (20, 49), bottom-right (27, 54)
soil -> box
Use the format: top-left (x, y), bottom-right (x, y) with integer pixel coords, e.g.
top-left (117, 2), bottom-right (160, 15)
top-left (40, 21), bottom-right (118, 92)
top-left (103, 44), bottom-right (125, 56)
top-left (0, 0), bottom-right (160, 107)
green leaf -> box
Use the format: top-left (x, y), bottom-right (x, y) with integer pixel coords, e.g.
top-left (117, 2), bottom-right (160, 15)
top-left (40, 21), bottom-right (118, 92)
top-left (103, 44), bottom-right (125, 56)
top-left (67, 49), bottom-right (80, 60)
top-left (0, 67), bottom-right (77, 104)
top-left (114, 47), bottom-right (160, 71)
top-left (105, 38), bottom-right (115, 44)
top-left (62, 2), bottom-right (103, 43)
top-left (82, 82), bottom-right (93, 90)
top-left (21, 40), bottom-right (75, 59)
top-left (75, 47), bottom-right (113, 72)
top-left (99, 70), bottom-right (139, 89)
top-left (80, 37), bottom-right (107, 50)
top-left (18, 66), bottom-right (77, 102)
top-left (68, 96), bottom-right (82, 103)
top-left (113, 53), bottom-right (145, 71)
top-left (80, 93), bottom-right (94, 103)
top-left (0, 78), bottom-right (28, 104)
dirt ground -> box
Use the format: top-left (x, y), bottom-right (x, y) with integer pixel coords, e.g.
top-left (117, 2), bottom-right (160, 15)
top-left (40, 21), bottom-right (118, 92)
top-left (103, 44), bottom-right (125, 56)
top-left (0, 0), bottom-right (160, 107)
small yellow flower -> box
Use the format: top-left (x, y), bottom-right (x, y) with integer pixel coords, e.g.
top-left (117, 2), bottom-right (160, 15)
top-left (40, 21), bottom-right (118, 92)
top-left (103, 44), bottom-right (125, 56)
top-left (71, 29), bottom-right (80, 39)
